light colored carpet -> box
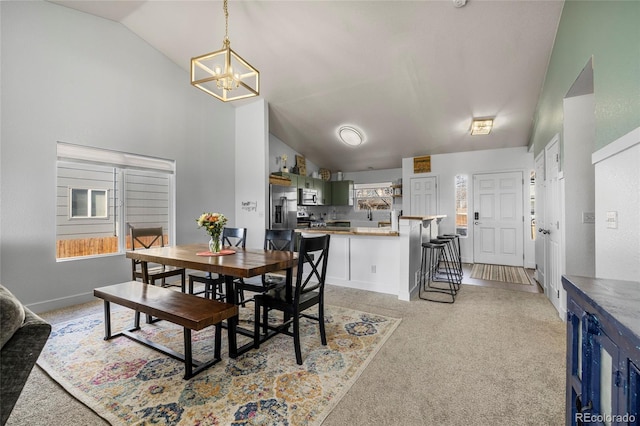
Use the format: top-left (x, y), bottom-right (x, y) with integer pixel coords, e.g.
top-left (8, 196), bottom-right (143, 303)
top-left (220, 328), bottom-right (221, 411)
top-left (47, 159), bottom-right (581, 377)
top-left (470, 263), bottom-right (532, 285)
top-left (7, 283), bottom-right (565, 425)
top-left (36, 305), bottom-right (399, 425)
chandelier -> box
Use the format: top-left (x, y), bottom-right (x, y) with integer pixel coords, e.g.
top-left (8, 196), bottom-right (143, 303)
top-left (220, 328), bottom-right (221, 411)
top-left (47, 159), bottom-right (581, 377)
top-left (190, 0), bottom-right (260, 102)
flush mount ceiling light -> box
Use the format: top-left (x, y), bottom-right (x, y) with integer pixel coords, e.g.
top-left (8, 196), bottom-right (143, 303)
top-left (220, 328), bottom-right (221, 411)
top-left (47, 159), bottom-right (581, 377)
top-left (471, 118), bottom-right (494, 135)
top-left (338, 126), bottom-right (364, 146)
top-left (190, 0), bottom-right (259, 102)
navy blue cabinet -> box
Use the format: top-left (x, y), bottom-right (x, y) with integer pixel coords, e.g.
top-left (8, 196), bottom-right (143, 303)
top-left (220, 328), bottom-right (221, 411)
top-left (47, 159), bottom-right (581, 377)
top-left (563, 275), bottom-right (640, 426)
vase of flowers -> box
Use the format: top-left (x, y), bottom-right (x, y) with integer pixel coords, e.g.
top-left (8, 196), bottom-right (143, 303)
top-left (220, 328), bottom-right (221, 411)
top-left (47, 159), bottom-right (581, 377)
top-left (196, 212), bottom-right (228, 253)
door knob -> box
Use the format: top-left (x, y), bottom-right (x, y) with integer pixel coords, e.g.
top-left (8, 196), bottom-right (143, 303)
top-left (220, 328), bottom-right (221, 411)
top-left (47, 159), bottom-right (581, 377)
top-left (474, 221), bottom-right (480, 225)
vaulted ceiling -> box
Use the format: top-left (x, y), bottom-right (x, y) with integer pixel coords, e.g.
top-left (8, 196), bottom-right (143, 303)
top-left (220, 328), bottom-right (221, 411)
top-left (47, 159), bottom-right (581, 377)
top-left (50, 0), bottom-right (564, 172)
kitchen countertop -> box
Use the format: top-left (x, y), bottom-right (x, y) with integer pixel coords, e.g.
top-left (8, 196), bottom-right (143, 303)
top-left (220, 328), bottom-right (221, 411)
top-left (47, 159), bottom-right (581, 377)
top-left (296, 227), bottom-right (399, 237)
top-left (400, 215), bottom-right (447, 221)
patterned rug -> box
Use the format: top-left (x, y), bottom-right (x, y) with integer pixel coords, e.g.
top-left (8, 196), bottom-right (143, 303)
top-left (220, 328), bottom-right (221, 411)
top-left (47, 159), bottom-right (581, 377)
top-left (470, 263), bottom-right (532, 285)
top-left (37, 305), bottom-right (400, 425)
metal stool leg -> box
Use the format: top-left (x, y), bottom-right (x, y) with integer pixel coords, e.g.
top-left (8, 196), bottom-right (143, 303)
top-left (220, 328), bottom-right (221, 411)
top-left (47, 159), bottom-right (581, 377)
top-left (419, 242), bottom-right (456, 303)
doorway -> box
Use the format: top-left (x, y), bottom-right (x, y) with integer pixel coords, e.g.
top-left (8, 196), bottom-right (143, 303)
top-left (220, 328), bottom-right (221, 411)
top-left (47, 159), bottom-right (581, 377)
top-left (409, 176), bottom-right (437, 216)
top-left (472, 172), bottom-right (524, 266)
top-left (543, 136), bottom-right (562, 312)
top-left (534, 151), bottom-right (547, 293)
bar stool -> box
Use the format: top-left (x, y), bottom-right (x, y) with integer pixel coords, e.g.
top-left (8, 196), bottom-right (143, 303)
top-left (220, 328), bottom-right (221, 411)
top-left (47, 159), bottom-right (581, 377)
top-left (418, 241), bottom-right (457, 303)
top-left (438, 234), bottom-right (463, 281)
top-left (443, 233), bottom-right (462, 276)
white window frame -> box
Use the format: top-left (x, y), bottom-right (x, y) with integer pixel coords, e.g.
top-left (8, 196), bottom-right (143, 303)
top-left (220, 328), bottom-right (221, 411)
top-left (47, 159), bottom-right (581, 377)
top-left (69, 188), bottom-right (109, 219)
top-left (455, 174), bottom-right (468, 237)
top-left (56, 142), bottom-right (176, 261)
top-left (354, 182), bottom-right (393, 211)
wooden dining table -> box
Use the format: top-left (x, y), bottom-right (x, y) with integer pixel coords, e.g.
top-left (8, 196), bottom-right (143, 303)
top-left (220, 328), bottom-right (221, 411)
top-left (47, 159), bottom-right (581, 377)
top-left (126, 243), bottom-right (298, 358)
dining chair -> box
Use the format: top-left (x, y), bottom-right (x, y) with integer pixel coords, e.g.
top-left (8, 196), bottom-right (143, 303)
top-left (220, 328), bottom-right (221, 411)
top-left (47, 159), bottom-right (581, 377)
top-left (253, 234), bottom-right (330, 365)
top-left (188, 227), bottom-right (247, 300)
top-left (129, 225), bottom-right (186, 291)
top-left (235, 229), bottom-right (296, 305)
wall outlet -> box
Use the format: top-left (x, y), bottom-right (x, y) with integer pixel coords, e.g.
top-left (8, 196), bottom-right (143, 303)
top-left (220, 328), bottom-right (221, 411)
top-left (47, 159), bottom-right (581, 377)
top-left (606, 211), bottom-right (618, 229)
top-left (582, 212), bottom-right (595, 223)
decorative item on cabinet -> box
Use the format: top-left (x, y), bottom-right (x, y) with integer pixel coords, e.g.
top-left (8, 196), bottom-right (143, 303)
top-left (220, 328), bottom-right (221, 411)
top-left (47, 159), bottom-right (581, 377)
top-left (295, 155), bottom-right (306, 176)
top-left (319, 168), bottom-right (331, 181)
top-left (391, 184), bottom-right (402, 198)
top-left (562, 275), bottom-right (639, 426)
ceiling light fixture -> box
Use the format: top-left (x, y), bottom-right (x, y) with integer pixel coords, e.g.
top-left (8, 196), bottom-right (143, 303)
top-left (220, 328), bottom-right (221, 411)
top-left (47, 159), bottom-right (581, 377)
top-left (338, 126), bottom-right (364, 146)
top-left (471, 118), bottom-right (494, 135)
top-left (190, 0), bottom-right (259, 102)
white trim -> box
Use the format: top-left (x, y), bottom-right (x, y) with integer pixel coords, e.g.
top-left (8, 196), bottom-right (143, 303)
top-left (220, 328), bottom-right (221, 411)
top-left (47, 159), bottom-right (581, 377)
top-left (57, 141), bottom-right (175, 173)
top-left (592, 126), bottom-right (640, 165)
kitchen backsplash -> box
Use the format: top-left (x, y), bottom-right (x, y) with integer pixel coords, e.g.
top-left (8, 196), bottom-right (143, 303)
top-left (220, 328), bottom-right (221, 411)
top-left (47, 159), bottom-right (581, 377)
top-left (304, 205), bottom-right (398, 225)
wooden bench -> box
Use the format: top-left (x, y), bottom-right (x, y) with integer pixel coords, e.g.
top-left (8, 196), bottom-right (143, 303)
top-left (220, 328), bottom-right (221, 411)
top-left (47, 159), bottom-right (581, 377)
top-left (94, 281), bottom-right (238, 379)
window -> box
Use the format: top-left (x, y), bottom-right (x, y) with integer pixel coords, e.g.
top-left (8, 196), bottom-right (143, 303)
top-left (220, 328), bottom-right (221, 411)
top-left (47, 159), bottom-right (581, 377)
top-left (56, 142), bottom-right (175, 260)
top-left (70, 188), bottom-right (108, 218)
top-left (354, 183), bottom-right (393, 211)
top-left (455, 175), bottom-right (468, 237)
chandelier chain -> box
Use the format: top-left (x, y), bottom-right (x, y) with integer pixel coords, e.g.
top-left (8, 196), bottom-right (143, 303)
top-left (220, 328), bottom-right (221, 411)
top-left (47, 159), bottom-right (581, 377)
top-left (223, 0), bottom-right (229, 44)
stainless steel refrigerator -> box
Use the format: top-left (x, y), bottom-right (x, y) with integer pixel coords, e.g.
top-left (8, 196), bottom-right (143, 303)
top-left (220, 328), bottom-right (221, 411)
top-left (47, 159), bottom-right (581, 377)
top-left (269, 184), bottom-right (297, 230)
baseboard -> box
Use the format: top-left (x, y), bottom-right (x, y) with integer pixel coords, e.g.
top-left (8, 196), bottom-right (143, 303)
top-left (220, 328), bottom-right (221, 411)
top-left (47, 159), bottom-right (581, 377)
top-left (25, 291), bottom-right (96, 314)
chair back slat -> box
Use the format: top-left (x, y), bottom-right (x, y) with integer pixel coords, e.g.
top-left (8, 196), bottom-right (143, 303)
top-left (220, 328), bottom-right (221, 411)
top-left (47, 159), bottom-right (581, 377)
top-left (264, 229), bottom-right (295, 252)
top-left (130, 226), bottom-right (164, 250)
top-left (295, 234), bottom-right (330, 299)
top-left (222, 227), bottom-right (247, 248)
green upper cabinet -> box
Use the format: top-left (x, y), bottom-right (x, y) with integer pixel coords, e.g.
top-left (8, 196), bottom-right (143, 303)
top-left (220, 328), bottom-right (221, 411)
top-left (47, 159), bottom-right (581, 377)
top-left (322, 181), bottom-right (332, 205)
top-left (331, 180), bottom-right (353, 206)
top-left (273, 172), bottom-right (345, 206)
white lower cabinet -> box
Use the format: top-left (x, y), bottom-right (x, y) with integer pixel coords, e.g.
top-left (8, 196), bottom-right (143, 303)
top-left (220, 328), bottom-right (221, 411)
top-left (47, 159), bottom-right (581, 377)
top-left (321, 234), bottom-right (399, 295)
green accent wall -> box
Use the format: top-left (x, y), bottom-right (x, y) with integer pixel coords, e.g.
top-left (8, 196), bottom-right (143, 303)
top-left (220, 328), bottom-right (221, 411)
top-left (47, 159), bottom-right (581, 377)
top-left (531, 0), bottom-right (640, 156)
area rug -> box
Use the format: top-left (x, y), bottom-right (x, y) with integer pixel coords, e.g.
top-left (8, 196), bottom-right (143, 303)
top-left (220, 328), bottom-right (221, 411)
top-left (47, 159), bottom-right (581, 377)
top-left (37, 305), bottom-right (400, 425)
top-left (470, 263), bottom-right (532, 285)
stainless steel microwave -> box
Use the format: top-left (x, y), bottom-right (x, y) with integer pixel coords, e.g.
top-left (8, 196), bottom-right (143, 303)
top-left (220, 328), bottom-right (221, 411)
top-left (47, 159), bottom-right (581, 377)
top-left (298, 188), bottom-right (318, 205)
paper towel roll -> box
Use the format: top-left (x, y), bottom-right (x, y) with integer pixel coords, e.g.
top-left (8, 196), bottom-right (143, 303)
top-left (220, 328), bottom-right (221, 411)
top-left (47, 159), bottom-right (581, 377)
top-left (391, 210), bottom-right (398, 231)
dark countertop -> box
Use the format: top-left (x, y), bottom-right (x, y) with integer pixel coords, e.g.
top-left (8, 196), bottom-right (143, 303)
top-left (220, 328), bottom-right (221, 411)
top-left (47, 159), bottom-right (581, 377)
top-left (562, 275), bottom-right (640, 348)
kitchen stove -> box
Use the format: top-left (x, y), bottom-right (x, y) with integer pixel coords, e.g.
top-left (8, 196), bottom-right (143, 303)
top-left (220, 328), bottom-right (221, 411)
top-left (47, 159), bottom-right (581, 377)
top-left (296, 210), bottom-right (326, 228)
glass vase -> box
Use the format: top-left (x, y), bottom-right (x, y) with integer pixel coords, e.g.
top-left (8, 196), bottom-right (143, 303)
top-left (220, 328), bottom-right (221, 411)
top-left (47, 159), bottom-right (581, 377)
top-left (209, 234), bottom-right (221, 253)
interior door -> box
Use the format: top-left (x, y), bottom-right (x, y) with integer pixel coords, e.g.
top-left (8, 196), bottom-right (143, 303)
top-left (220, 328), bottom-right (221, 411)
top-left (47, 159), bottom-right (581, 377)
top-left (545, 137), bottom-right (562, 311)
top-left (410, 177), bottom-right (437, 216)
top-left (534, 151), bottom-right (546, 292)
top-left (472, 172), bottom-right (524, 266)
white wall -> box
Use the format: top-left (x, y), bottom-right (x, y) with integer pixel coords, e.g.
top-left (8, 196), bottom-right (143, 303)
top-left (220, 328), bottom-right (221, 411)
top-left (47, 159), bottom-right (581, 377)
top-left (236, 99), bottom-right (269, 249)
top-left (269, 134), bottom-right (318, 175)
top-left (563, 94), bottom-right (596, 276)
top-left (402, 147), bottom-right (535, 266)
top-left (0, 1), bottom-right (236, 311)
top-left (593, 127), bottom-right (640, 281)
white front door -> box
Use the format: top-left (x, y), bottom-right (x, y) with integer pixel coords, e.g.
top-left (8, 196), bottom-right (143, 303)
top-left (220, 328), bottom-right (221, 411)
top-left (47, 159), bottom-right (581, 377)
top-left (534, 151), bottom-right (546, 291)
top-left (545, 137), bottom-right (562, 311)
top-left (410, 177), bottom-right (437, 216)
top-left (472, 172), bottom-right (524, 266)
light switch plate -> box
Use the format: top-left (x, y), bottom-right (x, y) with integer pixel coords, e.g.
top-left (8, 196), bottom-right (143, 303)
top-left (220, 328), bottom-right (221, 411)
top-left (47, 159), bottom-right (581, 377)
top-left (606, 211), bottom-right (618, 229)
top-left (582, 212), bottom-right (595, 224)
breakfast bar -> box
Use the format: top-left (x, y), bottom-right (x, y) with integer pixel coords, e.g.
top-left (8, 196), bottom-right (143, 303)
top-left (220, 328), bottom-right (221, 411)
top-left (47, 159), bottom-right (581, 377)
top-left (299, 215), bottom-right (446, 301)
